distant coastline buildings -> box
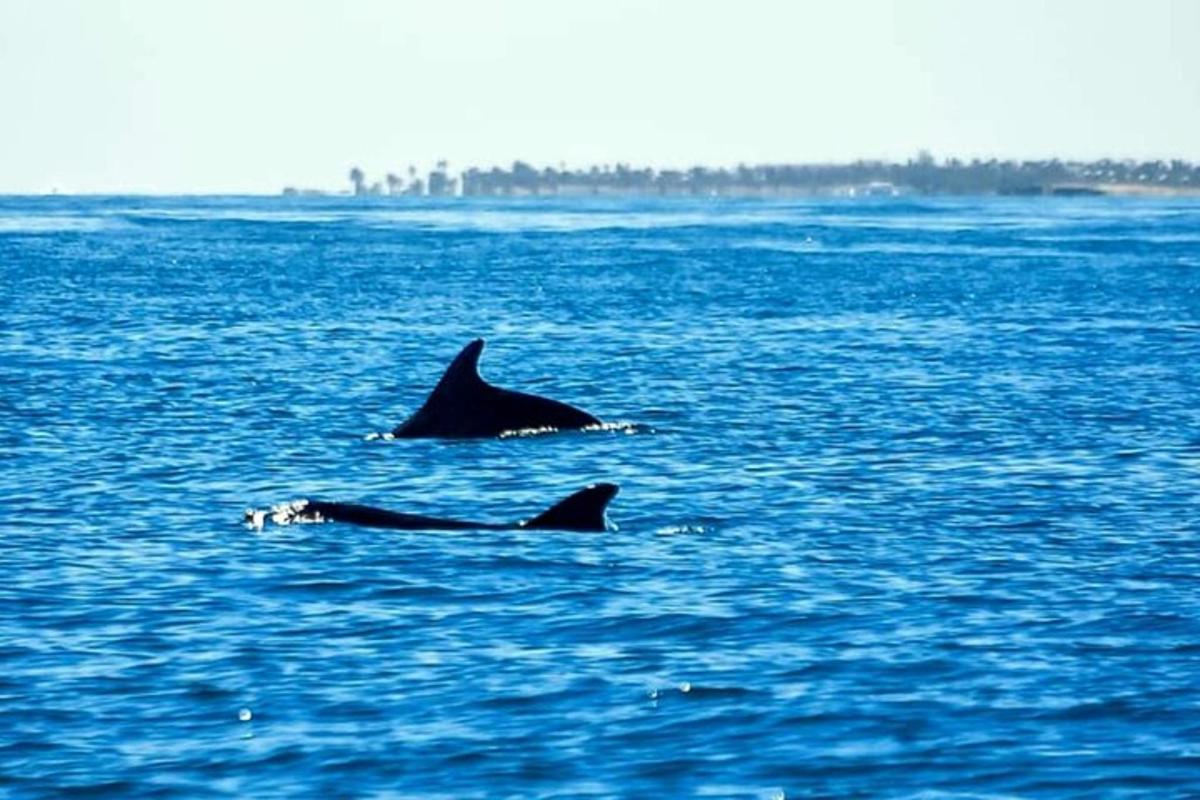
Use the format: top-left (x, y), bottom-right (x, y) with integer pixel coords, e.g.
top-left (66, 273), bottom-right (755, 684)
top-left (282, 154), bottom-right (1200, 198)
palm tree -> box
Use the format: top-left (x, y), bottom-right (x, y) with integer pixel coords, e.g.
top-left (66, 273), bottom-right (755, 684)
top-left (349, 167), bottom-right (366, 195)
top-left (386, 173), bottom-right (402, 194)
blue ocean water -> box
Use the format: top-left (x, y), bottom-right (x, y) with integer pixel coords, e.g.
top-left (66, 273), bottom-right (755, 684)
top-left (2, 194), bottom-right (1199, 798)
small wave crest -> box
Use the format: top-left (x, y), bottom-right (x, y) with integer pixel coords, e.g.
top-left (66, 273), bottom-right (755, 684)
top-left (0, 215), bottom-right (120, 234)
top-left (655, 523), bottom-right (709, 536)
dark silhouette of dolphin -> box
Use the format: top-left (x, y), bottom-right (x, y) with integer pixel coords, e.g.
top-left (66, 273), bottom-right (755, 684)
top-left (246, 483), bottom-right (619, 532)
top-left (390, 339), bottom-right (601, 438)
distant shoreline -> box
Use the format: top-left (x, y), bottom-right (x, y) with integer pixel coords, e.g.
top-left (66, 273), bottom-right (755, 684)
top-left (288, 158), bottom-right (1200, 199)
top-left (8, 186), bottom-right (1200, 199)
top-left (279, 183), bottom-right (1200, 199)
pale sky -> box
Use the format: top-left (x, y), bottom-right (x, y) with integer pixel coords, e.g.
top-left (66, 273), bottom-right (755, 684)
top-left (1, 0), bottom-right (1198, 193)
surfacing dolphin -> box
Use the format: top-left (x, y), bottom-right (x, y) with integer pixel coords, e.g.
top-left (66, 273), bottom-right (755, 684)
top-left (246, 483), bottom-right (619, 533)
top-left (390, 338), bottom-right (601, 438)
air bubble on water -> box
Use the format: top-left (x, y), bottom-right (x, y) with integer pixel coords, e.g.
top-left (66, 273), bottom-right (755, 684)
top-left (238, 708), bottom-right (253, 722)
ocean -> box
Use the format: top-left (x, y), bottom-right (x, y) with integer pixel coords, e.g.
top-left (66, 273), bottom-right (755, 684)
top-left (2, 194), bottom-right (1199, 798)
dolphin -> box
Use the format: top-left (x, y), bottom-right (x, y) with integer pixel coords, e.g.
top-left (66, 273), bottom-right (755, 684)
top-left (390, 339), bottom-right (601, 438)
top-left (246, 482), bottom-right (619, 532)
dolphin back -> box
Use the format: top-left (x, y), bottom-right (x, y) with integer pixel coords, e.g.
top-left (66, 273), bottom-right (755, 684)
top-left (489, 387), bottom-right (601, 434)
top-left (247, 483), bottom-right (620, 532)
top-left (521, 483), bottom-right (619, 532)
top-left (297, 500), bottom-right (485, 530)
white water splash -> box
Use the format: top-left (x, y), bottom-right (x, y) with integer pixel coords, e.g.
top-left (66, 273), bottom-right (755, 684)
top-left (244, 499), bottom-right (325, 529)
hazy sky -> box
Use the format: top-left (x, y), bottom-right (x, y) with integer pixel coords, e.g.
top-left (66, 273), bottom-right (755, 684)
top-left (1, 0), bottom-right (1198, 193)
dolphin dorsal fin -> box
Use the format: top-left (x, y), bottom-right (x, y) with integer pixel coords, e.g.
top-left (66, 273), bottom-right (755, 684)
top-left (522, 483), bottom-right (619, 532)
top-left (427, 338), bottom-right (488, 399)
top-left (390, 339), bottom-right (497, 437)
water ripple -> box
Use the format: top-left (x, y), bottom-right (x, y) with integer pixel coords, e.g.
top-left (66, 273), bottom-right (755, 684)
top-left (2, 195), bottom-right (1199, 797)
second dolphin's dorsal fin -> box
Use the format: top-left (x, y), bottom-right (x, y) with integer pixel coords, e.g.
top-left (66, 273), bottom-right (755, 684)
top-left (521, 483), bottom-right (619, 532)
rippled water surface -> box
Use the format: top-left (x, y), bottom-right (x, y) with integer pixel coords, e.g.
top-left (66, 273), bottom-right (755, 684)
top-left (3, 195), bottom-right (1200, 798)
